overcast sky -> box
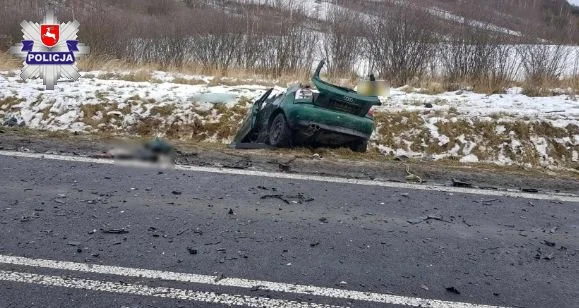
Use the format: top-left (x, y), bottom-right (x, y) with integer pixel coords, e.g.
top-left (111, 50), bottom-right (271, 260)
top-left (568, 0), bottom-right (579, 6)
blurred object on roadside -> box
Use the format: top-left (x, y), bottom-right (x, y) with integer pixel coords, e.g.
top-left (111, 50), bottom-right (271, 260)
top-left (357, 75), bottom-right (390, 97)
top-left (145, 137), bottom-right (174, 155)
top-left (91, 137), bottom-right (175, 165)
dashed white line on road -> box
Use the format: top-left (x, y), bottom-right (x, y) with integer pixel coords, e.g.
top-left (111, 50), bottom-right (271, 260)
top-left (1, 150), bottom-right (578, 202)
top-left (0, 270), bottom-right (343, 308)
top-left (0, 254), bottom-right (509, 308)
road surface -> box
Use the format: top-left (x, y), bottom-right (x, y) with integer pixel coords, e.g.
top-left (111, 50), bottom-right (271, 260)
top-left (0, 153), bottom-right (577, 308)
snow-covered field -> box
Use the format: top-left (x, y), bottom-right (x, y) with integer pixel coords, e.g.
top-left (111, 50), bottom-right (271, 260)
top-left (1, 71), bottom-right (577, 169)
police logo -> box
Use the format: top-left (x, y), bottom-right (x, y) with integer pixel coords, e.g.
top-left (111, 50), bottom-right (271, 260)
top-left (9, 10), bottom-right (90, 90)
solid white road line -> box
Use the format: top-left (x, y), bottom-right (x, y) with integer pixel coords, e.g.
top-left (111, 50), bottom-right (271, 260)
top-left (0, 150), bottom-right (577, 202)
top-left (0, 270), bottom-right (343, 308)
top-left (0, 254), bottom-right (509, 308)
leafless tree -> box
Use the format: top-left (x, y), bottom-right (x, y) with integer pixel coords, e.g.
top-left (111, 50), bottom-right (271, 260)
top-left (365, 3), bottom-right (437, 86)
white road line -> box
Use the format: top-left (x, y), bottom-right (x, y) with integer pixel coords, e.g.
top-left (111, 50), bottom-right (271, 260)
top-left (0, 254), bottom-right (509, 308)
top-left (0, 270), bottom-right (343, 308)
top-left (1, 150), bottom-right (577, 202)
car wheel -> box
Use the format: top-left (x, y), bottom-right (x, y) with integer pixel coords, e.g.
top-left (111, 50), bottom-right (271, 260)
top-left (269, 113), bottom-right (292, 147)
top-left (350, 139), bottom-right (368, 153)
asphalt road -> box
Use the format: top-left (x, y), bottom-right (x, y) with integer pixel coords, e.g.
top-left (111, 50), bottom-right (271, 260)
top-left (0, 154), bottom-right (577, 308)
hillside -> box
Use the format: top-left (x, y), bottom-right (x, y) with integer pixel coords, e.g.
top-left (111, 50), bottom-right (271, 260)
top-left (332, 0), bottom-right (579, 43)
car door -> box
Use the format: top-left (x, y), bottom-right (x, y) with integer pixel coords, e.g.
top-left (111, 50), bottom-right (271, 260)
top-left (232, 88), bottom-right (274, 144)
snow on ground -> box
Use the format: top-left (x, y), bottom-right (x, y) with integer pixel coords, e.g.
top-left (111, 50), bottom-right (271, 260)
top-left (382, 87), bottom-right (579, 127)
top-left (1, 71), bottom-right (577, 169)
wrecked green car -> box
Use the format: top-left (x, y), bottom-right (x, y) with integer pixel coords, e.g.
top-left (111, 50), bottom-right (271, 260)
top-left (231, 60), bottom-right (381, 153)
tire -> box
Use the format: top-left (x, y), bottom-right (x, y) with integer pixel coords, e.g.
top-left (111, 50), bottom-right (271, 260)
top-left (350, 139), bottom-right (368, 153)
top-left (268, 113), bottom-right (292, 147)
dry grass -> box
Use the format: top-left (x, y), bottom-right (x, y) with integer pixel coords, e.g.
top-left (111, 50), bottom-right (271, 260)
top-left (150, 105), bottom-right (175, 117)
top-left (173, 77), bottom-right (207, 85)
top-left (0, 96), bottom-right (25, 110)
top-left (79, 102), bottom-right (133, 129)
top-left (373, 111), bottom-right (426, 153)
top-left (76, 56), bottom-right (311, 87)
top-left (119, 70), bottom-right (154, 82)
top-left (372, 108), bottom-right (578, 167)
top-left (0, 52), bottom-right (20, 70)
top-left (521, 86), bottom-right (559, 97)
top-left (40, 105), bottom-right (53, 120)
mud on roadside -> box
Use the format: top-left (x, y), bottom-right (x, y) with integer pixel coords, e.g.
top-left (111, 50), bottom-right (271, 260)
top-left (0, 128), bottom-right (577, 195)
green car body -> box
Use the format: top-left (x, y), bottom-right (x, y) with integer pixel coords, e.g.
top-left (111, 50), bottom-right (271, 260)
top-left (232, 60), bottom-right (381, 152)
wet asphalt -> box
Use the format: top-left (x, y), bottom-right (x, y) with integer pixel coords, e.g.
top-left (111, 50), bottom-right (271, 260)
top-left (0, 154), bottom-right (577, 308)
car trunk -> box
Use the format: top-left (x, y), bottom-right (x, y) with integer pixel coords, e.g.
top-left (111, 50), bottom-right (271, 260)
top-left (311, 60), bottom-right (380, 117)
top-left (313, 94), bottom-right (372, 117)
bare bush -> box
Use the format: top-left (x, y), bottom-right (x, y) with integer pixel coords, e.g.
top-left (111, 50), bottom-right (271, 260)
top-left (518, 44), bottom-right (570, 87)
top-left (322, 6), bottom-right (364, 76)
top-left (365, 4), bottom-right (437, 86)
top-left (440, 25), bottom-right (496, 86)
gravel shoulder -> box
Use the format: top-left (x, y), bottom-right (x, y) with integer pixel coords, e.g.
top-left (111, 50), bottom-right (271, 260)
top-left (0, 128), bottom-right (578, 195)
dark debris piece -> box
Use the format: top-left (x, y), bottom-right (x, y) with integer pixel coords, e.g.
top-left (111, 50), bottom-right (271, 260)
top-left (445, 286), bottom-right (461, 294)
top-left (452, 179), bottom-right (473, 188)
top-left (144, 137), bottom-right (175, 155)
top-left (260, 193), bottom-right (313, 204)
top-left (101, 228), bottom-right (129, 234)
top-left (224, 158), bottom-right (252, 170)
top-left (521, 188), bottom-right (539, 193)
top-left (261, 194), bottom-right (290, 204)
top-left (187, 247), bottom-right (198, 255)
top-left (543, 240), bottom-right (556, 247)
top-left (278, 157), bottom-right (297, 173)
top-left (407, 215), bottom-right (452, 225)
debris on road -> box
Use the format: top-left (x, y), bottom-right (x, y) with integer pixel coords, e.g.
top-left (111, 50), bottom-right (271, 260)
top-left (543, 240), bottom-right (556, 247)
top-left (187, 247), bottom-right (198, 255)
top-left (521, 188), bottom-right (539, 193)
top-left (260, 193), bottom-right (314, 204)
top-left (261, 194), bottom-right (290, 204)
top-left (535, 248), bottom-right (555, 261)
top-left (452, 179), bottom-right (473, 188)
top-left (407, 215), bottom-right (453, 225)
top-left (278, 157), bottom-right (297, 173)
top-left (228, 208), bottom-right (234, 215)
top-left (445, 286), bottom-right (461, 294)
top-left (474, 198), bottom-right (499, 206)
top-left (403, 163), bottom-right (423, 183)
top-left (101, 228), bottom-right (129, 234)
top-left (171, 190), bottom-right (182, 195)
top-left (19, 216), bottom-right (32, 222)
top-left (214, 273), bottom-right (226, 282)
top-left (224, 158), bottom-right (252, 170)
top-left (462, 218), bottom-right (473, 227)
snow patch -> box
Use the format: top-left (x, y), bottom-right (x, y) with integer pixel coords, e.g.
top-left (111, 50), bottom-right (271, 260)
top-left (459, 154), bottom-right (479, 163)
